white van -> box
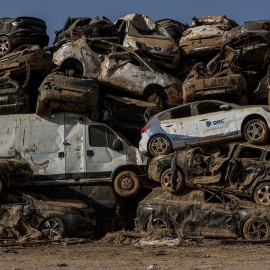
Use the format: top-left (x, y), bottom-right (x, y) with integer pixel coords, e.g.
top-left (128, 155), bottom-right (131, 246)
top-left (0, 112), bottom-right (148, 197)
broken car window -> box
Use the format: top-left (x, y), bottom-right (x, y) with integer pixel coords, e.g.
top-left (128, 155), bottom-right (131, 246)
top-left (238, 147), bottom-right (263, 160)
top-left (197, 102), bottom-right (223, 115)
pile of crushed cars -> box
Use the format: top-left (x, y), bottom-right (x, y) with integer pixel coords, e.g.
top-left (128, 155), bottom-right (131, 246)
top-left (1, 13), bottom-right (270, 243)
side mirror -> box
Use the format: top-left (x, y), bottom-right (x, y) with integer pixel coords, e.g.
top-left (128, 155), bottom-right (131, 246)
top-left (113, 138), bottom-right (123, 151)
top-left (220, 104), bottom-right (231, 111)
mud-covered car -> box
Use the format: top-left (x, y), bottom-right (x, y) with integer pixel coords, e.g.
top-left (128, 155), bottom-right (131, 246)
top-left (53, 38), bottom-right (183, 107)
top-left (180, 15), bottom-right (238, 58)
top-left (222, 20), bottom-right (270, 49)
top-left (0, 44), bottom-right (53, 78)
top-left (102, 94), bottom-right (162, 131)
top-left (182, 62), bottom-right (248, 105)
top-left (0, 76), bottom-right (30, 115)
top-left (0, 17), bottom-right (49, 56)
top-left (36, 72), bottom-right (100, 120)
top-left (0, 160), bottom-right (33, 193)
top-left (148, 142), bottom-right (270, 206)
top-left (139, 100), bottom-right (270, 156)
top-left (135, 187), bottom-right (270, 240)
top-left (54, 16), bottom-right (118, 44)
top-left (0, 191), bottom-right (96, 239)
top-left (155, 19), bottom-right (189, 42)
top-left (115, 13), bottom-right (180, 69)
top-left (254, 66), bottom-right (270, 104)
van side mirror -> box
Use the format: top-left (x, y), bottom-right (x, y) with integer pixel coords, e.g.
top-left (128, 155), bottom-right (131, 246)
top-left (113, 138), bottom-right (123, 151)
top-left (220, 104), bottom-right (231, 111)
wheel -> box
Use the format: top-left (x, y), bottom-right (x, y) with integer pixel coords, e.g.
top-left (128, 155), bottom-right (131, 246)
top-left (243, 218), bottom-right (270, 240)
top-left (148, 134), bottom-right (172, 157)
top-left (161, 168), bottom-right (185, 193)
top-left (39, 217), bottom-right (66, 239)
top-left (243, 119), bottom-right (269, 144)
top-left (254, 182), bottom-right (270, 206)
top-left (146, 216), bottom-right (170, 232)
top-left (0, 179), bottom-right (3, 193)
top-left (239, 94), bottom-right (248, 106)
top-left (0, 36), bottom-right (13, 56)
top-left (114, 171), bottom-right (141, 197)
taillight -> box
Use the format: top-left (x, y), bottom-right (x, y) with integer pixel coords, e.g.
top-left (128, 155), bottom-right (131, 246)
top-left (182, 30), bottom-right (192, 37)
top-left (112, 26), bottom-right (118, 36)
top-left (71, 29), bottom-right (78, 37)
top-left (163, 24), bottom-right (174, 28)
top-left (12, 21), bottom-right (26, 28)
top-left (217, 26), bottom-right (231, 31)
top-left (141, 126), bottom-right (150, 133)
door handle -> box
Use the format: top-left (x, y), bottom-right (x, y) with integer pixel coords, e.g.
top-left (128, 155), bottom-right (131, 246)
top-left (58, 152), bottom-right (65, 158)
top-left (63, 141), bottom-right (71, 146)
top-left (199, 118), bottom-right (208, 121)
top-left (164, 124), bottom-right (173, 127)
top-left (87, 150), bottom-right (94, 157)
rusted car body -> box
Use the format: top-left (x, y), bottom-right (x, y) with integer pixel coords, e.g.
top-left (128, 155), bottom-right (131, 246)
top-left (0, 44), bottom-right (53, 78)
top-left (53, 38), bottom-right (183, 107)
top-left (180, 15), bottom-right (238, 58)
top-left (148, 142), bottom-right (270, 206)
top-left (155, 19), bottom-right (189, 42)
top-left (0, 159), bottom-right (33, 193)
top-left (115, 14), bottom-right (180, 69)
top-left (102, 94), bottom-right (162, 131)
top-left (183, 62), bottom-right (248, 104)
top-left (36, 72), bottom-right (100, 120)
top-left (254, 67), bottom-right (270, 104)
top-left (54, 16), bottom-right (119, 44)
top-left (222, 20), bottom-right (270, 49)
top-left (0, 17), bottom-right (49, 56)
top-left (0, 191), bottom-right (96, 238)
top-left (0, 76), bottom-right (30, 115)
top-left (135, 187), bottom-right (270, 240)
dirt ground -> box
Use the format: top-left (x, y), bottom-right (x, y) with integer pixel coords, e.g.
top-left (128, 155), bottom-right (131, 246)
top-left (1, 233), bottom-right (270, 270)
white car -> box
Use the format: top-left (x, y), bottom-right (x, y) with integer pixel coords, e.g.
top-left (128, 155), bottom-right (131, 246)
top-left (139, 100), bottom-right (270, 156)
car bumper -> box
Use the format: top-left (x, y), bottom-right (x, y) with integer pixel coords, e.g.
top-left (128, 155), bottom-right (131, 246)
top-left (139, 133), bottom-right (150, 154)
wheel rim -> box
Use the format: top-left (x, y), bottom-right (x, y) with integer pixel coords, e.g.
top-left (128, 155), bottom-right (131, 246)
top-left (151, 137), bottom-right (168, 155)
top-left (152, 217), bottom-right (168, 229)
top-left (246, 220), bottom-right (268, 240)
top-left (256, 185), bottom-right (270, 204)
top-left (41, 219), bottom-right (62, 238)
top-left (0, 37), bottom-right (10, 55)
top-left (162, 170), bottom-right (181, 191)
top-left (119, 176), bottom-right (134, 191)
top-left (246, 123), bottom-right (264, 141)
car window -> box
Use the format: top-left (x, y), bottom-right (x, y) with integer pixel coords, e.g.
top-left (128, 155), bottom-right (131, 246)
top-left (171, 188), bottom-right (204, 202)
top-left (197, 102), bottom-right (223, 115)
top-left (238, 146), bottom-right (263, 160)
top-left (170, 105), bottom-right (191, 119)
top-left (89, 125), bottom-right (117, 149)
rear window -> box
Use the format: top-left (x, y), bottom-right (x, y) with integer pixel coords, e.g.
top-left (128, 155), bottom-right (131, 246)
top-left (238, 146), bottom-right (263, 160)
top-left (197, 102), bottom-right (223, 115)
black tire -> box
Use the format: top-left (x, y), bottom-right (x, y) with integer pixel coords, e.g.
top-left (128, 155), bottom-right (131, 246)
top-left (243, 119), bottom-right (269, 144)
top-left (254, 182), bottom-right (270, 206)
top-left (114, 171), bottom-right (141, 197)
top-left (0, 179), bottom-right (3, 193)
top-left (239, 94), bottom-right (248, 106)
top-left (243, 218), bottom-right (270, 240)
top-left (148, 134), bottom-right (172, 157)
top-left (146, 216), bottom-right (171, 232)
top-left (0, 36), bottom-right (13, 56)
top-left (39, 217), bottom-right (66, 239)
top-left (161, 168), bottom-right (185, 193)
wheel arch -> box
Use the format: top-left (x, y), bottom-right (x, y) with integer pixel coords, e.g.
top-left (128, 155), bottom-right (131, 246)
top-left (147, 133), bottom-right (173, 153)
top-left (241, 114), bottom-right (268, 135)
top-left (58, 57), bottom-right (84, 75)
top-left (111, 165), bottom-right (145, 184)
top-left (143, 84), bottom-right (165, 97)
top-left (37, 214), bottom-right (68, 234)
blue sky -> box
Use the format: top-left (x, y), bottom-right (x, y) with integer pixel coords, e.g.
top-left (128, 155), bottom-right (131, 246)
top-left (2, 0), bottom-right (270, 45)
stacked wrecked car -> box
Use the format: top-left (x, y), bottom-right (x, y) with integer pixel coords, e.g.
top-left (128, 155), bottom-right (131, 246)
top-left (2, 12), bottom-right (270, 242)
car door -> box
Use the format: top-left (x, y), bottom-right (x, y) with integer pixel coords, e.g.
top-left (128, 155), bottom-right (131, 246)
top-left (85, 124), bottom-right (128, 181)
top-left (64, 113), bottom-right (86, 180)
top-left (195, 101), bottom-right (238, 142)
top-left (226, 145), bottom-right (264, 187)
top-left (200, 191), bottom-right (238, 238)
top-left (159, 104), bottom-right (199, 148)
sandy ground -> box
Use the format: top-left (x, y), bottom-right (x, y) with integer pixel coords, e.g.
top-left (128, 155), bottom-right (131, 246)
top-left (1, 234), bottom-right (270, 270)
